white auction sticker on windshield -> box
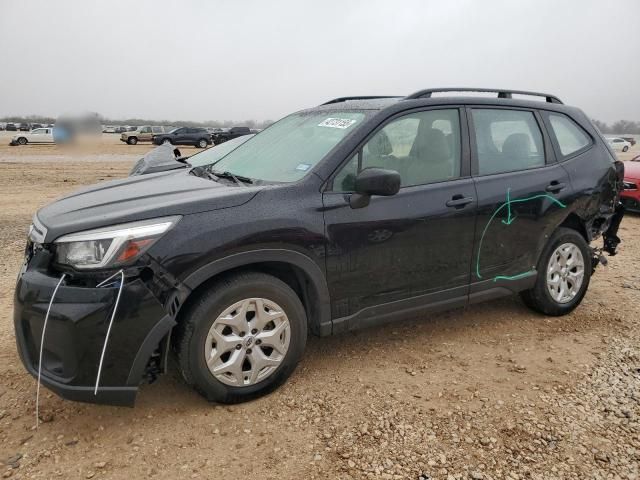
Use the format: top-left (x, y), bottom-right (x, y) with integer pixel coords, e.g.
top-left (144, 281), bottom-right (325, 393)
top-left (318, 118), bottom-right (357, 129)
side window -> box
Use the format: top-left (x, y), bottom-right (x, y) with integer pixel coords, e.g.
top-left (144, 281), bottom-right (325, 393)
top-left (140, 126), bottom-right (151, 133)
top-left (547, 114), bottom-right (591, 156)
top-left (333, 109), bottom-right (461, 190)
top-left (472, 109), bottom-right (545, 175)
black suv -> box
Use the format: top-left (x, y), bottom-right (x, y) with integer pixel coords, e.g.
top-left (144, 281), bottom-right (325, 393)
top-left (211, 126), bottom-right (253, 145)
top-left (152, 127), bottom-right (212, 148)
top-left (15, 88), bottom-right (624, 406)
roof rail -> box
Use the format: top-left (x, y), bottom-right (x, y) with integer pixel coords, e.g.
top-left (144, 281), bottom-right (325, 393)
top-left (321, 96), bottom-right (401, 105)
top-left (404, 88), bottom-right (563, 104)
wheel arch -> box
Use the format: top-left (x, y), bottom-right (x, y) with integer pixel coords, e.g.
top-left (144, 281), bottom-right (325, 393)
top-left (532, 211), bottom-right (590, 272)
top-left (178, 250), bottom-right (332, 336)
top-left (557, 212), bottom-right (589, 241)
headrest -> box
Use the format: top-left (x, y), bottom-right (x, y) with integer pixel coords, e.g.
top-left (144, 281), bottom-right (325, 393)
top-left (502, 133), bottom-right (531, 159)
top-left (411, 124), bottom-right (451, 163)
top-left (368, 130), bottom-right (393, 156)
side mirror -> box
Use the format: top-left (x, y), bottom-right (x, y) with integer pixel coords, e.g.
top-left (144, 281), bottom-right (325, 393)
top-left (350, 168), bottom-right (401, 209)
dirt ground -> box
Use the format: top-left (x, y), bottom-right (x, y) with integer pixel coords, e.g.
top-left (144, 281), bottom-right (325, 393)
top-left (0, 135), bottom-right (639, 480)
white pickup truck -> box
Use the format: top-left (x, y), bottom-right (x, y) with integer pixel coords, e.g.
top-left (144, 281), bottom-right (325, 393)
top-left (10, 127), bottom-right (55, 145)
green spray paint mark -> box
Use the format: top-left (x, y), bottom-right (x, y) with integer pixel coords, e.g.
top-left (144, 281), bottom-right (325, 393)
top-left (475, 191), bottom-right (566, 281)
top-left (492, 270), bottom-right (536, 282)
top-left (501, 188), bottom-right (516, 225)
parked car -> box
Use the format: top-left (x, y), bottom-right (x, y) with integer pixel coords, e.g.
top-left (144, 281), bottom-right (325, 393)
top-left (5, 123), bottom-right (17, 131)
top-left (621, 137), bottom-right (636, 146)
top-left (120, 126), bottom-right (168, 145)
top-left (606, 137), bottom-right (631, 152)
top-left (152, 127), bottom-right (211, 148)
top-left (129, 134), bottom-right (254, 176)
top-left (31, 123), bottom-right (43, 129)
top-left (621, 161), bottom-right (640, 212)
top-left (9, 127), bottom-right (55, 145)
top-left (15, 88), bottom-right (624, 407)
top-left (102, 126), bottom-right (117, 133)
top-left (17, 123), bottom-right (31, 131)
top-left (211, 126), bottom-right (252, 145)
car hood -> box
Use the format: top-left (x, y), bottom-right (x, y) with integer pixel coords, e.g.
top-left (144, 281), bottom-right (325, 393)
top-left (624, 161), bottom-right (640, 180)
top-left (130, 144), bottom-right (186, 176)
top-left (36, 170), bottom-right (261, 241)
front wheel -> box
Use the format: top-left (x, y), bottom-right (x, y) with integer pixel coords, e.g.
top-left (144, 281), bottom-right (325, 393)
top-left (127, 136), bottom-right (138, 145)
top-left (197, 138), bottom-right (208, 148)
top-left (623, 146), bottom-right (629, 152)
top-left (174, 272), bottom-right (307, 404)
top-left (520, 227), bottom-right (591, 316)
top-left (17, 137), bottom-right (27, 145)
top-left (162, 138), bottom-right (172, 145)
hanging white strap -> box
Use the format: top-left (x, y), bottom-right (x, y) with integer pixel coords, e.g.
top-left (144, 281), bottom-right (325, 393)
top-left (94, 270), bottom-right (125, 395)
top-left (36, 273), bottom-right (66, 429)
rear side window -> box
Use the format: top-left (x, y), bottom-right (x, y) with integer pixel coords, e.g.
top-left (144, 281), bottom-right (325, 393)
top-left (548, 114), bottom-right (591, 156)
top-left (472, 109), bottom-right (545, 175)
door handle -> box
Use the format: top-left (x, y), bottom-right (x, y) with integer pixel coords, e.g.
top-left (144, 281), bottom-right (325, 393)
top-left (446, 195), bottom-right (474, 208)
top-left (545, 181), bottom-right (566, 193)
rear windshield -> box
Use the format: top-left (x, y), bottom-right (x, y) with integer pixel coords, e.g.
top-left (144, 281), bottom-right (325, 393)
top-left (211, 111), bottom-right (367, 182)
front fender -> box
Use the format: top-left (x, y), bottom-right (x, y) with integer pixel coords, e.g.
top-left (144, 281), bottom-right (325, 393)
top-left (182, 249), bottom-right (332, 336)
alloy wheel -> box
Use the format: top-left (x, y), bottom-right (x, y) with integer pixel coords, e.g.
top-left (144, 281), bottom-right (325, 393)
top-left (204, 297), bottom-right (291, 387)
top-left (546, 242), bottom-right (585, 304)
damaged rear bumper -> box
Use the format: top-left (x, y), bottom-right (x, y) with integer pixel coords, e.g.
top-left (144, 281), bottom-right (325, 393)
top-left (14, 263), bottom-right (175, 406)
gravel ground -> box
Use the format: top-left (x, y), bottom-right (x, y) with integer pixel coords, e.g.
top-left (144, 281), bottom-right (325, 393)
top-left (0, 141), bottom-right (638, 479)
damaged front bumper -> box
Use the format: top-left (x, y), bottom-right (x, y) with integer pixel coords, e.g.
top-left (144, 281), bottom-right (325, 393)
top-left (14, 252), bottom-right (175, 406)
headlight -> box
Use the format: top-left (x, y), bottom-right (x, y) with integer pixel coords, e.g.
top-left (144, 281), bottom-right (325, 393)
top-left (54, 216), bottom-right (180, 269)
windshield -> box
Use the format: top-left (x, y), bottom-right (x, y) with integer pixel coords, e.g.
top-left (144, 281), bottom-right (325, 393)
top-left (188, 135), bottom-right (255, 167)
top-left (211, 111), bottom-right (366, 182)
top-left (168, 127), bottom-right (181, 134)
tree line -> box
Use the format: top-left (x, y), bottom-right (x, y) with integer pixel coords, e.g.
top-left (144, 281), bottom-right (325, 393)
top-left (0, 114), bottom-right (274, 130)
top-left (2, 114), bottom-right (639, 135)
top-left (591, 119), bottom-right (640, 135)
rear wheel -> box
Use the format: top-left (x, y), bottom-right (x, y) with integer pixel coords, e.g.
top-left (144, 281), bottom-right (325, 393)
top-left (520, 227), bottom-right (591, 316)
top-left (127, 136), bottom-right (138, 145)
top-left (17, 137), bottom-right (27, 145)
top-left (197, 138), bottom-right (208, 148)
top-left (174, 272), bottom-right (307, 403)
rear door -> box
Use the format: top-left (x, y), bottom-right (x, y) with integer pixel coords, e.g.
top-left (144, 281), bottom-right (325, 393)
top-left (139, 126), bottom-right (152, 141)
top-left (323, 107), bottom-right (477, 322)
top-left (468, 107), bottom-right (571, 294)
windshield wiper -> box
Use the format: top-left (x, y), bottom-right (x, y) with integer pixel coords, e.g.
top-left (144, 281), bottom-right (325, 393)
top-left (189, 166), bottom-right (217, 181)
top-left (208, 169), bottom-right (253, 186)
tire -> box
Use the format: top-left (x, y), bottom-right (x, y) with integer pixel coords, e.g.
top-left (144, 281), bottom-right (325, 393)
top-left (623, 146), bottom-right (629, 152)
top-left (197, 138), bottom-right (208, 148)
top-left (17, 137), bottom-right (27, 145)
top-left (174, 272), bottom-right (307, 404)
top-left (520, 227), bottom-right (591, 316)
top-left (162, 138), bottom-right (172, 145)
top-left (127, 136), bottom-right (138, 145)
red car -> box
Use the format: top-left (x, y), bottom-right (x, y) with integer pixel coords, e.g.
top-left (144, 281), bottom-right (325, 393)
top-left (622, 161), bottom-right (640, 212)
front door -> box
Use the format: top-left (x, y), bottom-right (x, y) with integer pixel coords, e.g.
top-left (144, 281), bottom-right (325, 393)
top-left (322, 107), bottom-right (477, 323)
top-left (468, 107), bottom-right (572, 292)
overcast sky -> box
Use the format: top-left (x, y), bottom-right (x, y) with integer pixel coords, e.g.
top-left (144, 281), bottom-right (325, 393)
top-left (1, 0), bottom-right (638, 123)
